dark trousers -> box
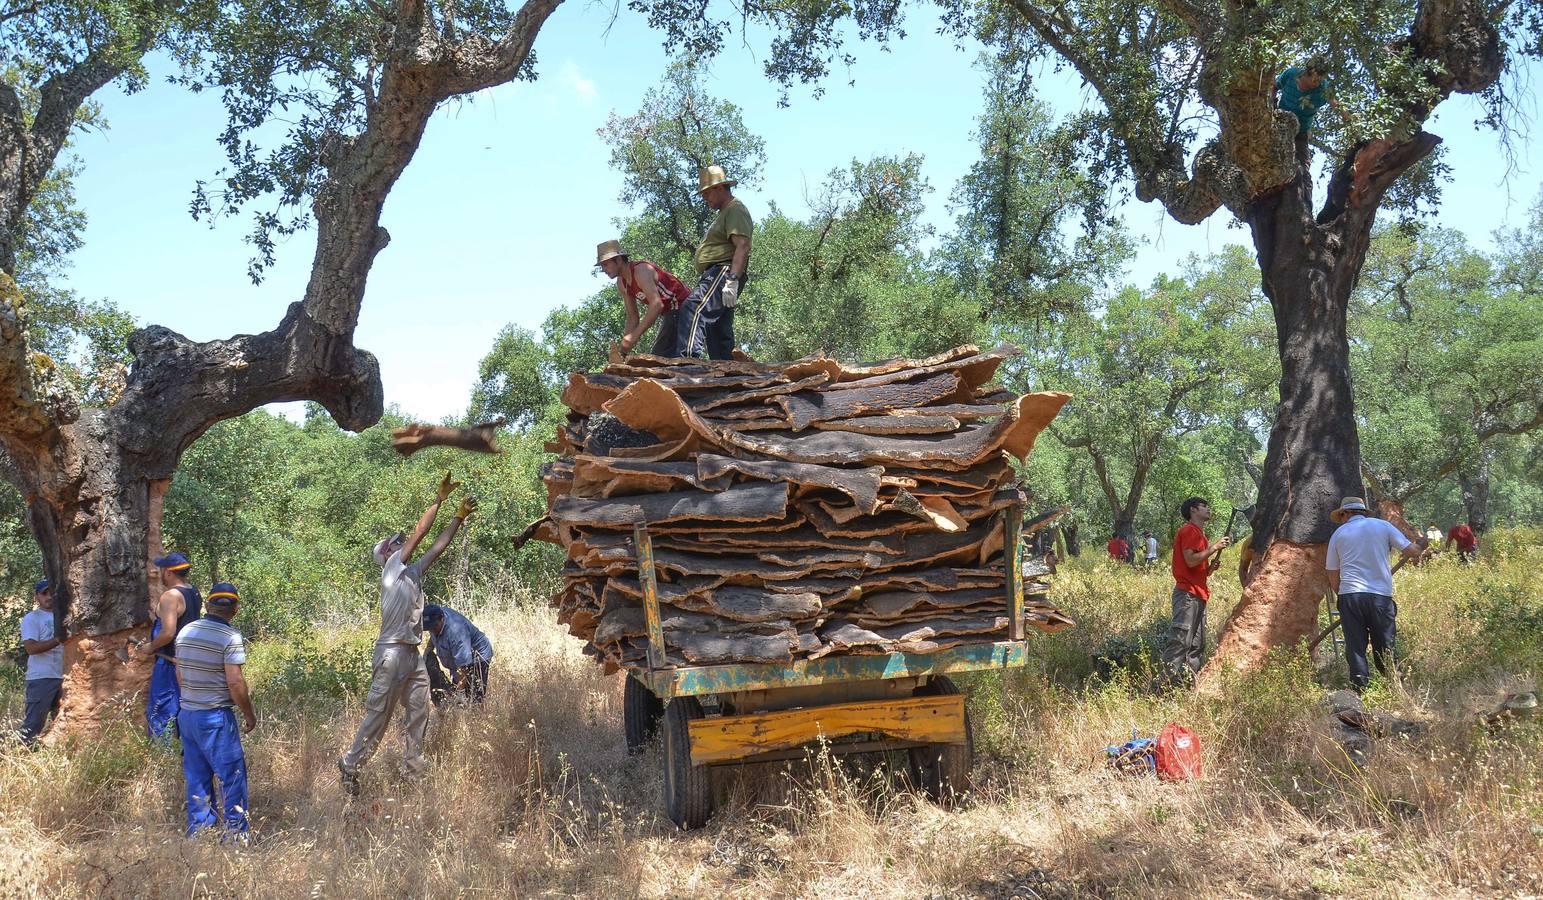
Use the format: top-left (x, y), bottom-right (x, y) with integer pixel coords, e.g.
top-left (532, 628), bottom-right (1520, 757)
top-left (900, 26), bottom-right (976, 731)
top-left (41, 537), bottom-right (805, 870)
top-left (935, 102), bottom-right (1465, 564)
top-left (678, 264), bottom-right (737, 360)
top-left (1294, 131), bottom-right (1310, 163)
top-left (1337, 592), bottom-right (1397, 690)
top-left (1162, 589), bottom-right (1207, 683)
top-left (19, 677), bottom-right (62, 746)
top-left (426, 651), bottom-right (490, 706)
top-left (178, 707), bottom-right (249, 835)
top-left (650, 309), bottom-right (681, 357)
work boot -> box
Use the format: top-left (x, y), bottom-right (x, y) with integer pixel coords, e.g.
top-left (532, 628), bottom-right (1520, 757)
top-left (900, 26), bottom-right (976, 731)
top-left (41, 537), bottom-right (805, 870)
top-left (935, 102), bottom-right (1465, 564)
top-left (337, 758), bottom-right (360, 797)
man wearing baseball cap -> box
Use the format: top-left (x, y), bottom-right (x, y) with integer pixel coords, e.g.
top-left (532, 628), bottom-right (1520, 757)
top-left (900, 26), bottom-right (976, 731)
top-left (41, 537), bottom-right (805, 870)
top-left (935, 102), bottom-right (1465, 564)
top-left (596, 240), bottom-right (692, 357)
top-left (1325, 497), bottom-right (1423, 691)
top-left (174, 582), bottom-right (256, 835)
top-left (679, 164), bottom-right (752, 359)
top-left (17, 578), bottom-right (63, 746)
top-left (135, 551), bottom-right (203, 742)
top-left (339, 472), bottom-right (476, 796)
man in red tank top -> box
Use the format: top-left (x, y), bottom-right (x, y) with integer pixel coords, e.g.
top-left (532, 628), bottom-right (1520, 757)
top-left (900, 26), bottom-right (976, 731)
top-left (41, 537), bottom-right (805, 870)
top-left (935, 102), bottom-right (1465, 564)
top-left (597, 240), bottom-right (692, 357)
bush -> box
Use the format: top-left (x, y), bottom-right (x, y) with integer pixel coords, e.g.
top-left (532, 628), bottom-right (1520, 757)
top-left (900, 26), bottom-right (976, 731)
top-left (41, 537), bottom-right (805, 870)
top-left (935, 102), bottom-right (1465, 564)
top-left (244, 630), bottom-right (375, 704)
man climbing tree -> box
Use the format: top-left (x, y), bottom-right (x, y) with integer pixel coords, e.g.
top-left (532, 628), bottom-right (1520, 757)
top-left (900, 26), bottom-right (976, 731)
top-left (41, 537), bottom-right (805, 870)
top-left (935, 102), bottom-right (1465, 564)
top-left (1274, 59), bottom-right (1337, 162)
top-left (0, 0), bottom-right (565, 735)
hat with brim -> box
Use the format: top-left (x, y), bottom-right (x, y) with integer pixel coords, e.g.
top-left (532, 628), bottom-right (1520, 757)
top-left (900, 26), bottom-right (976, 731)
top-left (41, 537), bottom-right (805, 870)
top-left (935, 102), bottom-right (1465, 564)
top-left (596, 239), bottom-right (627, 265)
top-left (207, 582), bottom-right (240, 610)
top-left (153, 551), bottom-right (191, 571)
top-left (698, 165), bottom-right (737, 194)
top-left (35, 578), bottom-right (49, 594)
top-left (1330, 496), bottom-right (1370, 524)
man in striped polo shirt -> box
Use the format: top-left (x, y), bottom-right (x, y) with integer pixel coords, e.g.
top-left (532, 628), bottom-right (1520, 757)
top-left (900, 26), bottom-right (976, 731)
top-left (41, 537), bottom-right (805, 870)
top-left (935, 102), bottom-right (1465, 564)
top-left (174, 582), bottom-right (257, 836)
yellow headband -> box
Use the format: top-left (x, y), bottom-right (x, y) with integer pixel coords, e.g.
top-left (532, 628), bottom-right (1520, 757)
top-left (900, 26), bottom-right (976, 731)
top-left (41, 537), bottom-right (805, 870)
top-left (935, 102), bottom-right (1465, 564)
top-left (207, 591), bottom-right (239, 601)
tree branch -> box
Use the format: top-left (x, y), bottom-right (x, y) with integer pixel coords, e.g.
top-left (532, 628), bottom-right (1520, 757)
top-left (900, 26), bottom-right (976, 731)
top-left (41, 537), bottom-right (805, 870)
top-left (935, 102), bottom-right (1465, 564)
top-left (0, 273), bottom-right (78, 445)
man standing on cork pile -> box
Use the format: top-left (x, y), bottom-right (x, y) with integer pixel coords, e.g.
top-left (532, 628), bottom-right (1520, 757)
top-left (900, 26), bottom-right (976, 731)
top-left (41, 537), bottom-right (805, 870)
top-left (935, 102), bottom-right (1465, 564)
top-left (132, 552), bottom-right (202, 742)
top-left (597, 239), bottom-right (692, 357)
top-left (17, 578), bottom-right (63, 747)
top-left (338, 472), bottom-right (477, 796)
top-left (680, 165), bottom-right (752, 359)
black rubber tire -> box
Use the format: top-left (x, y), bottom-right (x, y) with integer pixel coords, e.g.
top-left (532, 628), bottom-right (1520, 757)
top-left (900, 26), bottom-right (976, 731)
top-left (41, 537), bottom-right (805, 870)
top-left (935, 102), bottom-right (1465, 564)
top-left (662, 696), bottom-right (713, 829)
top-left (623, 676), bottom-right (665, 755)
top-left (907, 675), bottom-right (974, 805)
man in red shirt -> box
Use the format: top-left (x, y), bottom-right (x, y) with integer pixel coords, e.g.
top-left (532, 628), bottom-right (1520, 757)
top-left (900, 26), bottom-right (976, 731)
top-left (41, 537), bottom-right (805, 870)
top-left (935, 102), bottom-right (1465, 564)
top-left (1445, 522), bottom-right (1479, 564)
top-left (1107, 535), bottom-right (1130, 563)
top-left (597, 240), bottom-right (692, 357)
top-left (1163, 497), bottom-right (1232, 685)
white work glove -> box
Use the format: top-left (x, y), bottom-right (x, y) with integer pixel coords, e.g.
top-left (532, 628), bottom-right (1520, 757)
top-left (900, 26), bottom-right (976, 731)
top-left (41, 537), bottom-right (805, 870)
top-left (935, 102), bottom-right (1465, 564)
top-left (720, 277), bottom-right (740, 308)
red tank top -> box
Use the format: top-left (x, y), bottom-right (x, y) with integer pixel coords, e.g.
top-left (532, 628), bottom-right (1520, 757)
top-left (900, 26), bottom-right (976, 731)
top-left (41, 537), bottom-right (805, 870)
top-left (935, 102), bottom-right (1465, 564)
top-left (619, 260), bottom-right (690, 312)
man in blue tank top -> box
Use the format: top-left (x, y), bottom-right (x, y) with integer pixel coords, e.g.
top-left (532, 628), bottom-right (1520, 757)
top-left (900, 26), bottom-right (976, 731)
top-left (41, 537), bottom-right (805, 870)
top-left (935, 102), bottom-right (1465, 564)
top-left (134, 552), bottom-right (202, 742)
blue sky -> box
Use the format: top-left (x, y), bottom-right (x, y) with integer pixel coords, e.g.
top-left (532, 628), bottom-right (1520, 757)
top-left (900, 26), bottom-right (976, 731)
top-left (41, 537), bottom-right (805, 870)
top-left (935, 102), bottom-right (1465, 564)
top-left (60, 6), bottom-right (1543, 422)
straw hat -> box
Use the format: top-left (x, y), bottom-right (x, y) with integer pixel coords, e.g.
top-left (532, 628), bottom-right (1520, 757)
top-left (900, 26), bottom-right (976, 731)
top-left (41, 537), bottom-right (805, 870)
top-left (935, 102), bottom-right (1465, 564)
top-left (596, 239), bottom-right (627, 265)
top-left (1330, 496), bottom-right (1370, 524)
top-left (698, 165), bottom-right (737, 194)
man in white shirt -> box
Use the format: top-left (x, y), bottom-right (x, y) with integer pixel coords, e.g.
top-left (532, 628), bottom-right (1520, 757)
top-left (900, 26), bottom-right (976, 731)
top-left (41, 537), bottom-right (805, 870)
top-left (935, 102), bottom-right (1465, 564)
top-left (1325, 497), bottom-right (1422, 691)
top-left (1143, 531), bottom-right (1159, 566)
top-left (18, 578), bottom-right (63, 746)
top-left (339, 472), bottom-right (476, 796)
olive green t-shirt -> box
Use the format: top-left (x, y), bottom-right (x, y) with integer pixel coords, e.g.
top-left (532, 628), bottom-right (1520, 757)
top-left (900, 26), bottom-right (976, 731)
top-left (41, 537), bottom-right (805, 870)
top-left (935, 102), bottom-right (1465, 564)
top-left (694, 197), bottom-right (753, 273)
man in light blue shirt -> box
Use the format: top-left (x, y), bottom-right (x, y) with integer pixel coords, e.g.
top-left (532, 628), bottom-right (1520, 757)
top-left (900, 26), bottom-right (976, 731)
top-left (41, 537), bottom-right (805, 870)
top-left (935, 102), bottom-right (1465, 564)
top-left (1325, 497), bottom-right (1422, 691)
top-left (422, 604), bottom-right (493, 706)
top-left (18, 578), bottom-right (63, 746)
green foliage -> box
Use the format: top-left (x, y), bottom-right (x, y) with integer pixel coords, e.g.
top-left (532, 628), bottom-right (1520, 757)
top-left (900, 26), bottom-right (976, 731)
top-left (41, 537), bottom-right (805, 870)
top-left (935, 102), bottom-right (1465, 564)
top-left (244, 629), bottom-right (375, 703)
top-left (468, 325), bottom-right (558, 429)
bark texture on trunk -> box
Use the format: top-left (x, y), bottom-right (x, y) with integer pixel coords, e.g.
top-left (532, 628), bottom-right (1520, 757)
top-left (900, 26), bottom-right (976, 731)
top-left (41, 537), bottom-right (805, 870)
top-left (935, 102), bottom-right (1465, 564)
top-left (1458, 457), bottom-right (1490, 533)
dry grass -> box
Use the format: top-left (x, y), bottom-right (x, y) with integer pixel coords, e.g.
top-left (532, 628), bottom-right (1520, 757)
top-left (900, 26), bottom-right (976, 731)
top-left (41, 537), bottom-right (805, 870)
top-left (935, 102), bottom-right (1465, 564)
top-left (2, 540), bottom-right (1541, 899)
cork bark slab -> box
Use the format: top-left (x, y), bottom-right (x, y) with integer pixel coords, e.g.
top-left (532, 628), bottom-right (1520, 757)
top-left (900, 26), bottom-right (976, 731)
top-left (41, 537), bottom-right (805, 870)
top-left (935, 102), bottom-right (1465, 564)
top-left (811, 415), bottom-right (962, 435)
top-left (550, 482), bottom-right (790, 528)
top-left (888, 403), bottom-right (1005, 420)
top-left (832, 344), bottom-right (983, 382)
top-left (775, 372), bottom-right (961, 431)
top-left (690, 372), bottom-right (833, 411)
top-left (827, 344), bottom-right (1017, 394)
top-left (668, 526), bottom-right (906, 556)
top-left (696, 454), bottom-right (885, 515)
top-left (724, 392), bottom-right (1070, 465)
top-left (861, 587), bottom-right (1006, 618)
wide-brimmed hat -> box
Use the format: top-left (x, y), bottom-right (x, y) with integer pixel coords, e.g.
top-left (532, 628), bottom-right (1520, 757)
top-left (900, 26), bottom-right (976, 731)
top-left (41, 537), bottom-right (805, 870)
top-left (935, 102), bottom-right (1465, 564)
top-left (698, 165), bottom-right (737, 193)
top-left (153, 551), bottom-right (191, 571)
top-left (596, 239), bottom-right (627, 265)
top-left (1330, 496), bottom-right (1370, 524)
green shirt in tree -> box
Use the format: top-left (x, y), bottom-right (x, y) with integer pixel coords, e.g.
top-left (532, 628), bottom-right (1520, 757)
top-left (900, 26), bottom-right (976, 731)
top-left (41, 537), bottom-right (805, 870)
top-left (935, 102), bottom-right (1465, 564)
top-left (695, 197), bottom-right (753, 272)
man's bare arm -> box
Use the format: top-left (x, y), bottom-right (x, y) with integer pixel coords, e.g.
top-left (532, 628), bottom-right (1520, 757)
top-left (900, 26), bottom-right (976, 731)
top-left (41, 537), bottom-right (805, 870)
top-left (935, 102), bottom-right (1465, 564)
top-left (23, 634), bottom-right (61, 655)
top-left (1182, 536), bottom-right (1230, 569)
top-left (1327, 569), bottom-right (1341, 593)
top-left (140, 591), bottom-right (182, 655)
top-left (402, 471), bottom-right (458, 563)
top-left (226, 663), bottom-right (257, 732)
top-left (419, 496), bottom-right (477, 573)
top-left (729, 233), bottom-right (750, 278)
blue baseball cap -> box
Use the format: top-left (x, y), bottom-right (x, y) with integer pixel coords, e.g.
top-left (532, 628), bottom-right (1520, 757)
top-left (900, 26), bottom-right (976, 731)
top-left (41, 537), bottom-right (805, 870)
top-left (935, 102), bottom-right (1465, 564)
top-left (422, 604), bottom-right (445, 624)
top-left (34, 578), bottom-right (49, 594)
top-left (153, 552), bottom-right (191, 571)
top-left (206, 582), bottom-right (240, 609)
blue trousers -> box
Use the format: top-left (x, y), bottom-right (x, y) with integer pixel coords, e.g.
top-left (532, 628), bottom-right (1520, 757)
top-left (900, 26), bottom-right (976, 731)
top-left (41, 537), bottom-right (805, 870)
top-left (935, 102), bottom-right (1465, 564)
top-left (147, 657), bottom-right (180, 742)
top-left (678, 264), bottom-right (737, 360)
top-left (1337, 592), bottom-right (1397, 690)
top-left (178, 707), bottom-right (249, 835)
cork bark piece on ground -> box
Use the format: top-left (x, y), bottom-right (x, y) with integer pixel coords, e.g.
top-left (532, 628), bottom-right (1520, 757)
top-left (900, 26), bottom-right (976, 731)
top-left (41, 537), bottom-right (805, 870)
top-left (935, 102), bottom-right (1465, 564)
top-left (774, 372), bottom-right (961, 431)
top-left (550, 482), bottom-right (791, 528)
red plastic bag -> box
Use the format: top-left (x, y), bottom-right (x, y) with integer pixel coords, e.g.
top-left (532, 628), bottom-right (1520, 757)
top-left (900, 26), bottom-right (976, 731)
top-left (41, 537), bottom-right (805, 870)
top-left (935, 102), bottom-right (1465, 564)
top-left (1154, 722), bottom-right (1202, 781)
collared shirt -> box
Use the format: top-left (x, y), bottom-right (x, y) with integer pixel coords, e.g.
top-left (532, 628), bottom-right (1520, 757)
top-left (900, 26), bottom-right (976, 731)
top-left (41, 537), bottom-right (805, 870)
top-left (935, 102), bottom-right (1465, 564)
top-left (431, 607), bottom-right (493, 670)
top-left (1327, 515), bottom-right (1412, 596)
top-left (377, 550), bottom-right (426, 646)
top-left (694, 198), bottom-right (753, 272)
top-left (20, 609), bottom-right (62, 680)
top-left (174, 615), bottom-right (247, 710)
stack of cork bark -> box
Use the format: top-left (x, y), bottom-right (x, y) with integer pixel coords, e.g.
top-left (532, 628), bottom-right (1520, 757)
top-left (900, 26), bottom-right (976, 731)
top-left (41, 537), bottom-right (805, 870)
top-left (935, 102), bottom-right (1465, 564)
top-left (529, 344), bottom-right (1075, 672)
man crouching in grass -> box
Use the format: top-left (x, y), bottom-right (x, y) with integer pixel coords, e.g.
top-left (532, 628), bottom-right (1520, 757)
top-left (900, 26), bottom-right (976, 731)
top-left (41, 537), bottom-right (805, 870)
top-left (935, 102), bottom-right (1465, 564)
top-left (338, 472), bottom-right (477, 796)
top-left (423, 604), bottom-right (494, 706)
top-left (174, 582), bottom-right (256, 837)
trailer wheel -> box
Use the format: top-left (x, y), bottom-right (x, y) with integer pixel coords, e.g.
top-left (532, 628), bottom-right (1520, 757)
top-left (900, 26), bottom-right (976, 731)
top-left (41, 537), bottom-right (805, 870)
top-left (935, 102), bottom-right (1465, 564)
top-left (908, 675), bottom-right (973, 805)
top-left (624, 676), bottom-right (665, 755)
top-left (662, 696), bottom-right (713, 829)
